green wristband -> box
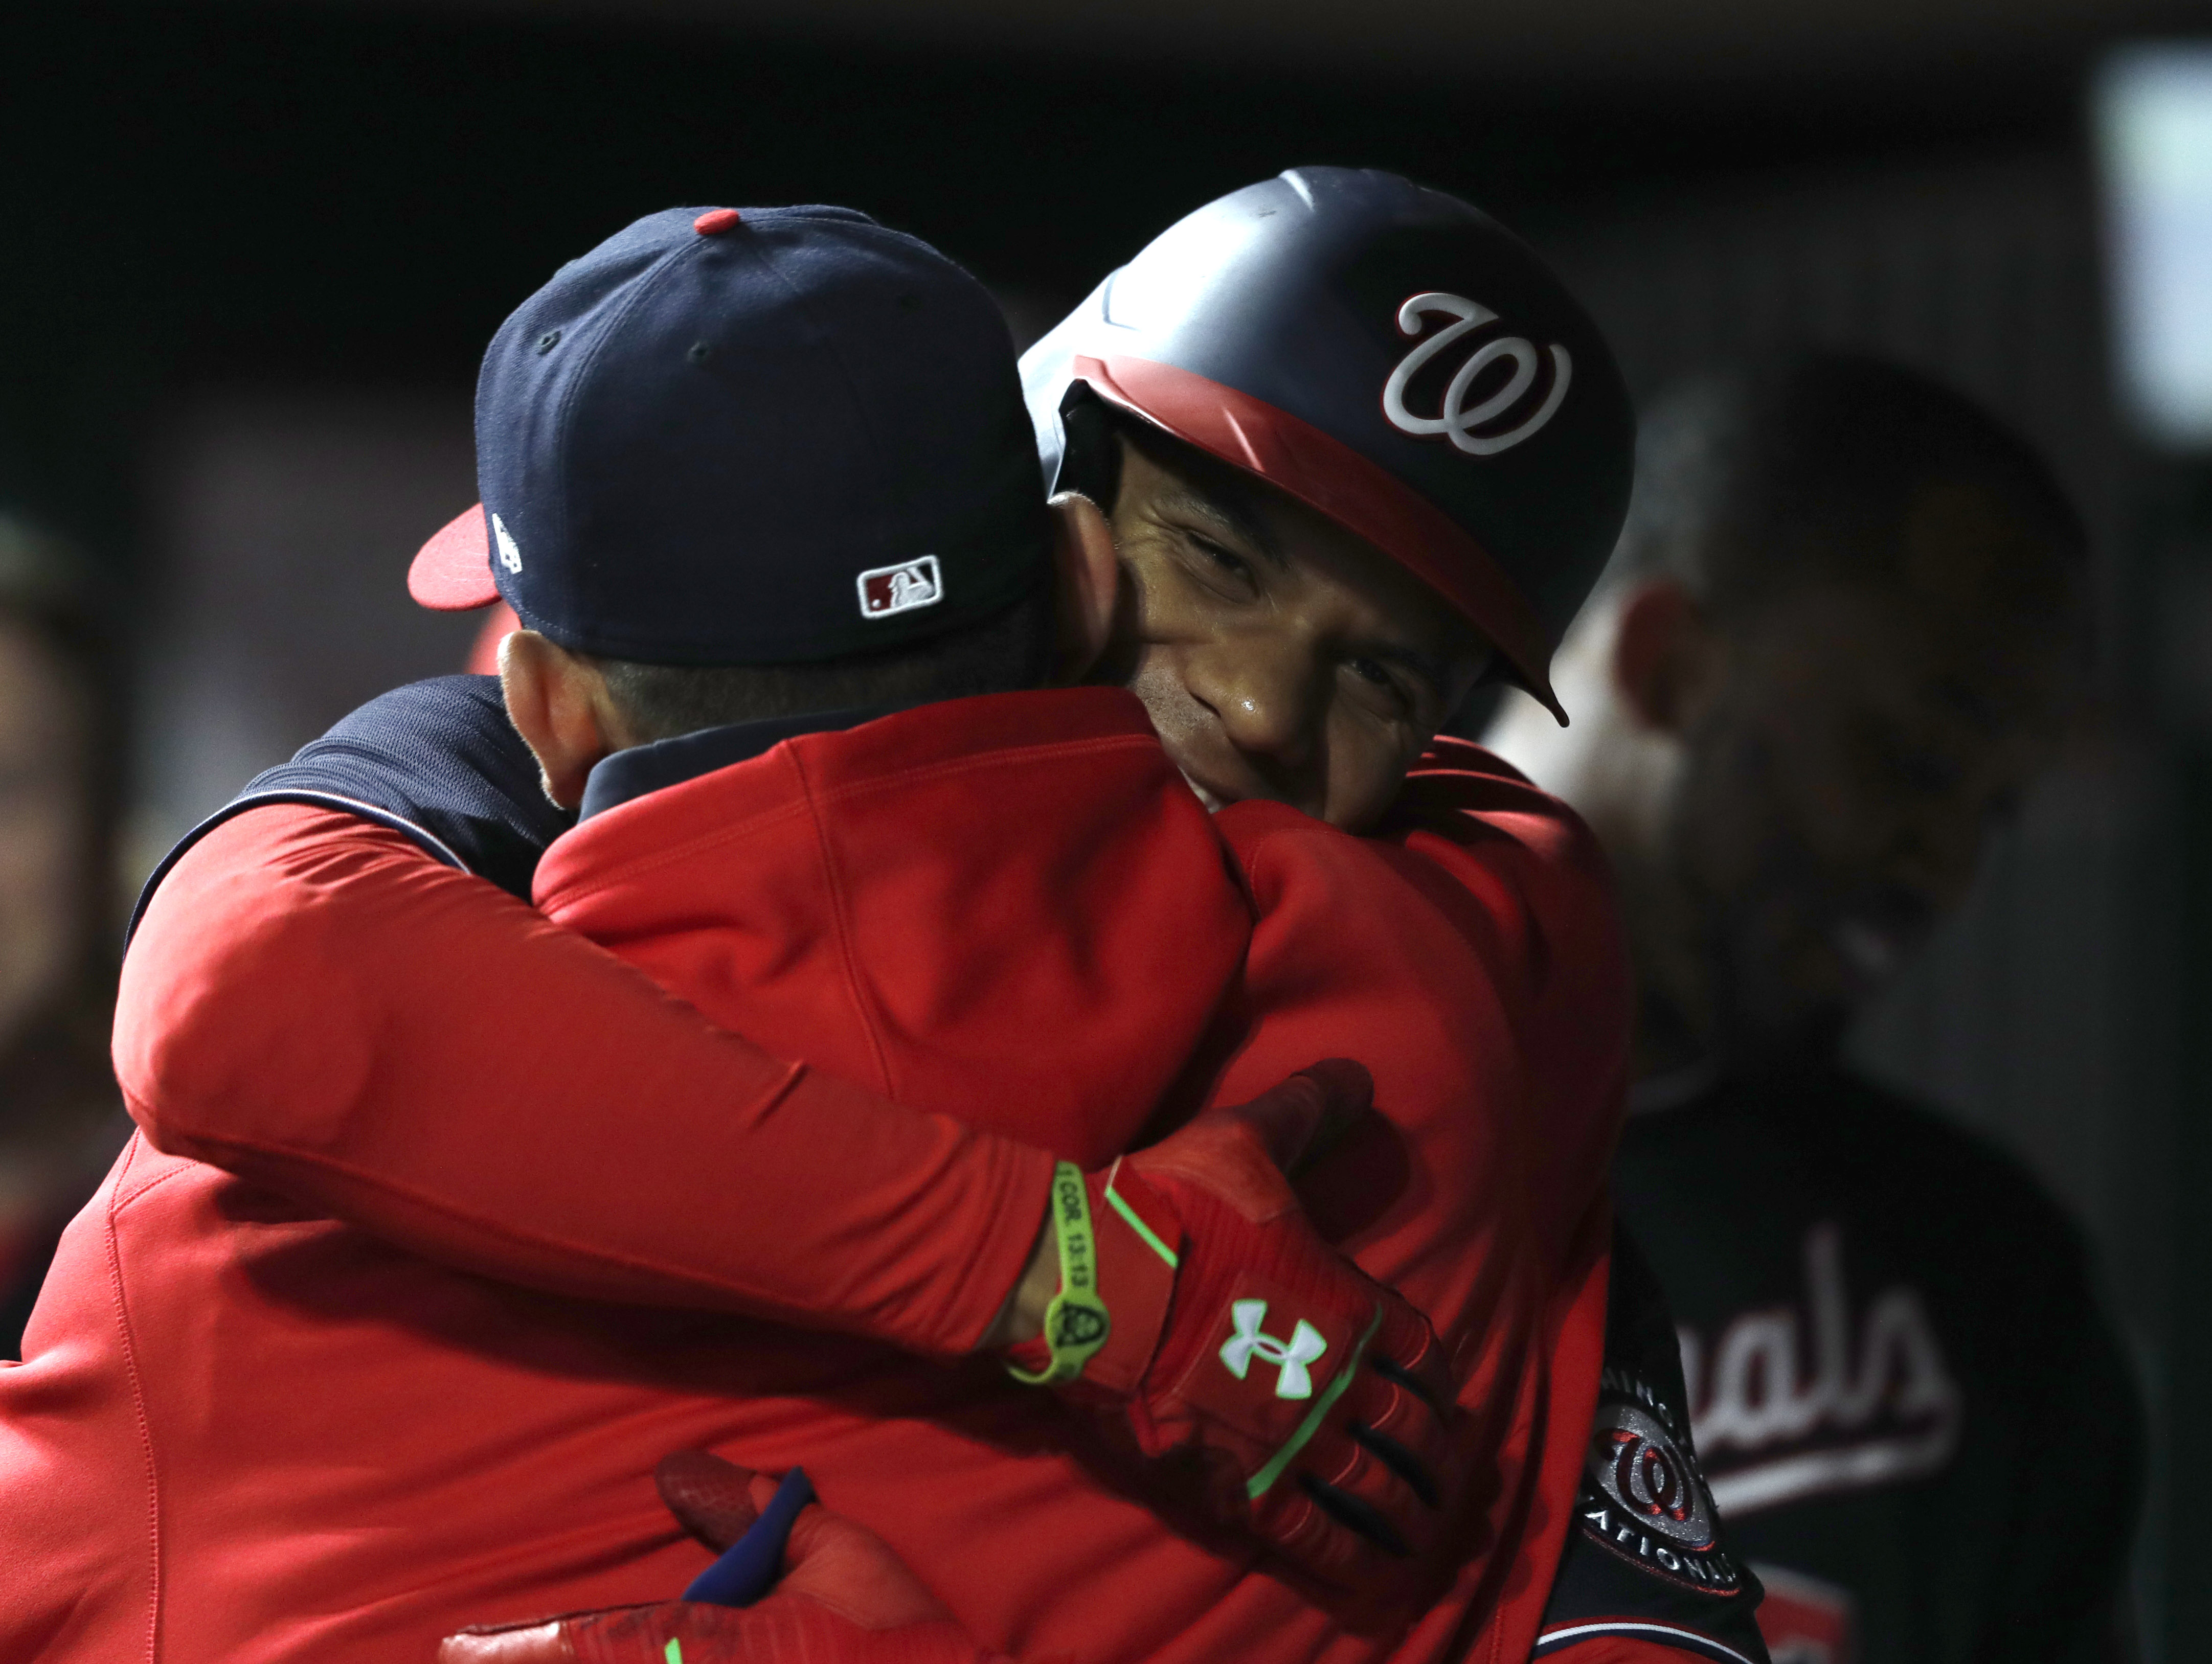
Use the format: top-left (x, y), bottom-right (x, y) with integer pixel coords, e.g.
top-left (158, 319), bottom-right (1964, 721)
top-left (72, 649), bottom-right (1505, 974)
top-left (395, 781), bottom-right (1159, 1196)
top-left (1004, 1161), bottom-right (1112, 1387)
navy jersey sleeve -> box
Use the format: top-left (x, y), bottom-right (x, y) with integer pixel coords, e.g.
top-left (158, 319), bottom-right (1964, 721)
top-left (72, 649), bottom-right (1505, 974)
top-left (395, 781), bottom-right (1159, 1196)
top-left (128, 675), bottom-right (572, 938)
top-left (1534, 1225), bottom-right (1772, 1664)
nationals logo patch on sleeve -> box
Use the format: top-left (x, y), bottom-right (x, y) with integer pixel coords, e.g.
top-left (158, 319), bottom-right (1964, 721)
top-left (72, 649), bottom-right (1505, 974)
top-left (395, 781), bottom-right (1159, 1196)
top-left (1582, 1370), bottom-right (1741, 1592)
top-left (1534, 1227), bottom-right (1773, 1664)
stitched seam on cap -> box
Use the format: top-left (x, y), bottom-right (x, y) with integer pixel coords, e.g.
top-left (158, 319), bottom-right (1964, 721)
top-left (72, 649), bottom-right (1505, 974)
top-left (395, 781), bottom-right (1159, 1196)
top-left (742, 221), bottom-right (924, 559)
top-left (545, 230), bottom-right (718, 574)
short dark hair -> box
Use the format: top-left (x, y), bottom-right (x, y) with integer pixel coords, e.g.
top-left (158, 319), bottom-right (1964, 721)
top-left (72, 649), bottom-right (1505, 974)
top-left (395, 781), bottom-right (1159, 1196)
top-left (592, 578), bottom-right (1056, 743)
top-left (1051, 392), bottom-right (1269, 529)
top-left (1053, 387), bottom-right (1133, 513)
top-left (1608, 353), bottom-right (2088, 629)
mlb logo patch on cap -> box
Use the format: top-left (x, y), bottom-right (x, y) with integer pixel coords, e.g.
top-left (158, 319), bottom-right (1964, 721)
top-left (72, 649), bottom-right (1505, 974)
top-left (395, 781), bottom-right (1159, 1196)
top-left (857, 556), bottom-right (944, 620)
top-left (407, 204), bottom-right (1047, 665)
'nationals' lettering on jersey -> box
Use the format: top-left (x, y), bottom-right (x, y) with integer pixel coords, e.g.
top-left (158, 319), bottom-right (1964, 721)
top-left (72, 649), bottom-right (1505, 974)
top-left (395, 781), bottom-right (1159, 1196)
top-left (1680, 1223), bottom-right (1960, 1517)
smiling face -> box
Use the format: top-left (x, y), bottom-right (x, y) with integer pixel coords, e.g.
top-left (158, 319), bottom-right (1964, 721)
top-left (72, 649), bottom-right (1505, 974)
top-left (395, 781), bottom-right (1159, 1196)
top-left (1093, 428), bottom-right (1493, 831)
top-left (1660, 483), bottom-right (2082, 1066)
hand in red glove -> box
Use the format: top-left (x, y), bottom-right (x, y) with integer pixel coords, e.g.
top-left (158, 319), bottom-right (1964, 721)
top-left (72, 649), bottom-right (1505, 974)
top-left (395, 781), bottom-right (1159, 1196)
top-left (998, 1059), bottom-right (1455, 1590)
top-left (439, 1453), bottom-right (1004, 1664)
top-left (440, 1062), bottom-right (1452, 1664)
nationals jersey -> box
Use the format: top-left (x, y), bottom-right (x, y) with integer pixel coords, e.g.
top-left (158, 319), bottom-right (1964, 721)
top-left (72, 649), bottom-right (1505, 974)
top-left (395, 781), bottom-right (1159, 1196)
top-left (1614, 1068), bottom-right (2142, 1664)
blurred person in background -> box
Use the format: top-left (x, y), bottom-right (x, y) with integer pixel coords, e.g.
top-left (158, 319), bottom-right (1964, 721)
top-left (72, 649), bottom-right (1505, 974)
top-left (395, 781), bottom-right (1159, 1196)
top-left (1484, 352), bottom-right (2141, 1664)
top-left (0, 512), bottom-right (126, 1358)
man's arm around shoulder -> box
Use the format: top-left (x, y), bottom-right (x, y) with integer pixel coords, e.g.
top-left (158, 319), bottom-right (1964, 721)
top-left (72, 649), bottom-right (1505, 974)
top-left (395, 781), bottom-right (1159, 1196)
top-left (118, 802), bottom-right (1051, 1356)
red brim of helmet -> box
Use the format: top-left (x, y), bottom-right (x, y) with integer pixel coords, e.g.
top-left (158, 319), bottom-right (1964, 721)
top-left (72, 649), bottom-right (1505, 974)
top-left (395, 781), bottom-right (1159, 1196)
top-left (1071, 353), bottom-right (1567, 725)
top-left (408, 504), bottom-right (501, 611)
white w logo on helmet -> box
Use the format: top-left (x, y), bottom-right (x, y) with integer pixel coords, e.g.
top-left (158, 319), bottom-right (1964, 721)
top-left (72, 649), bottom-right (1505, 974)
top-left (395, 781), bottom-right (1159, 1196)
top-left (1220, 1299), bottom-right (1329, 1401)
top-left (1382, 291), bottom-right (1572, 458)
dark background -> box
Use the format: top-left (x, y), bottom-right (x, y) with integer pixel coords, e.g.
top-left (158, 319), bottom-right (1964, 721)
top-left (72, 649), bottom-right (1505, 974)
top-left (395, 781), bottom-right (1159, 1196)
top-left (3, 1), bottom-right (2201, 1653)
top-left (0, 2), bottom-right (2139, 541)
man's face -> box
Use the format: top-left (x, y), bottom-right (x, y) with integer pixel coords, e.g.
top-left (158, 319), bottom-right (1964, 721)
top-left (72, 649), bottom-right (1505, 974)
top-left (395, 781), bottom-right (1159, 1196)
top-left (1662, 484), bottom-right (2081, 1065)
top-left (1097, 432), bottom-right (1491, 831)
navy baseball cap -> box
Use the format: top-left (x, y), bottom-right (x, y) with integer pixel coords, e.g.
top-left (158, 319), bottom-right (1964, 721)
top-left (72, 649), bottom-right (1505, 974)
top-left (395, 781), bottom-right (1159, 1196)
top-left (409, 205), bottom-right (1050, 664)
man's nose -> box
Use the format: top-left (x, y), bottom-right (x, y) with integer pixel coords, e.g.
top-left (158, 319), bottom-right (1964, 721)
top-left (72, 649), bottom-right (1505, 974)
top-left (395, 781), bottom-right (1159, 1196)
top-left (1188, 645), bottom-right (1322, 769)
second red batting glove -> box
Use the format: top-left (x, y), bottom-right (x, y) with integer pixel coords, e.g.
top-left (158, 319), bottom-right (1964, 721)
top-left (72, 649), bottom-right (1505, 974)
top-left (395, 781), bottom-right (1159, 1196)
top-left (439, 1454), bottom-right (1004, 1664)
top-left (1001, 1059), bottom-right (1455, 1589)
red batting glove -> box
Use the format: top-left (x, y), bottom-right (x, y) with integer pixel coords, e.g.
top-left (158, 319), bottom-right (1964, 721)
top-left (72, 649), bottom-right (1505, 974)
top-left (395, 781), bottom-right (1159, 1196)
top-left (1004, 1060), bottom-right (1455, 1590)
top-left (438, 1455), bottom-right (1005, 1664)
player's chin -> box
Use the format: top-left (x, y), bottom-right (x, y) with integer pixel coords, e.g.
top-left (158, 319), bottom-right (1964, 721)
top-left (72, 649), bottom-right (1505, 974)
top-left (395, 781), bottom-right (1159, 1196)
top-left (1140, 714), bottom-right (1248, 816)
top-left (1163, 750), bottom-right (1289, 820)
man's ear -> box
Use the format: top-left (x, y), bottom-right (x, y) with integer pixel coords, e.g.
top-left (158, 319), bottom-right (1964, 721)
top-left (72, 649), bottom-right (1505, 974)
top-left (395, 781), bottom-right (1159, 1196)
top-left (499, 629), bottom-right (618, 810)
top-left (1611, 578), bottom-right (1723, 735)
top-left (1045, 491), bottom-right (1122, 684)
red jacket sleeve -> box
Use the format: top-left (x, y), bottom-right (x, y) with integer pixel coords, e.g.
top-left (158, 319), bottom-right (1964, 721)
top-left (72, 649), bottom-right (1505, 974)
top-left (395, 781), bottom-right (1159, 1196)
top-left (113, 804), bottom-right (1055, 1356)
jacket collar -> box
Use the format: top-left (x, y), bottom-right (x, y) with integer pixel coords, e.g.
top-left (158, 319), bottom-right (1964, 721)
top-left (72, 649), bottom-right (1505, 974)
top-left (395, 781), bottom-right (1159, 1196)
top-left (578, 704), bottom-right (905, 822)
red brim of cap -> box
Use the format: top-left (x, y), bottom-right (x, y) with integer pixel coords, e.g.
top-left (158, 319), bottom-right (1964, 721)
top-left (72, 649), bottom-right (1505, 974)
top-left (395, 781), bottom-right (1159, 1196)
top-left (408, 504), bottom-right (501, 611)
top-left (1072, 354), bottom-right (1567, 725)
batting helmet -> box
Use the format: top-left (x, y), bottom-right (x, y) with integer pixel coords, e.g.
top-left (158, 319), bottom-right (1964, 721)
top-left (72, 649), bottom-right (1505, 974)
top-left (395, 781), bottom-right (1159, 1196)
top-left (1022, 167), bottom-right (1634, 722)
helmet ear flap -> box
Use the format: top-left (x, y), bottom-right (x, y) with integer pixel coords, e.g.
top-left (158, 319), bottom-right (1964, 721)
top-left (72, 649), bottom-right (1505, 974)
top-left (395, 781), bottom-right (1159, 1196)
top-left (1054, 383), bottom-right (1125, 513)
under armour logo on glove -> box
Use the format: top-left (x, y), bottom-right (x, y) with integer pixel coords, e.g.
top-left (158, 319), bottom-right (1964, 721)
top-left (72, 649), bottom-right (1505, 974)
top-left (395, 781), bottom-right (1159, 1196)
top-left (1221, 1299), bottom-right (1329, 1400)
top-left (1002, 1062), bottom-right (1461, 1597)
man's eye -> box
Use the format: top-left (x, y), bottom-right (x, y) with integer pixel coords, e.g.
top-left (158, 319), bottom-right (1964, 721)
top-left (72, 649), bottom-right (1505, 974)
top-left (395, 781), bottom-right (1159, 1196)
top-left (1189, 534), bottom-right (1251, 578)
top-left (1345, 657), bottom-right (1415, 715)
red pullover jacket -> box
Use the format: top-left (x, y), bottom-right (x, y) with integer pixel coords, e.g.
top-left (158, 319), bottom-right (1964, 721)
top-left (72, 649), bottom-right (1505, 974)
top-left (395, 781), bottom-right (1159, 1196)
top-left (8, 689), bottom-right (1646, 1662)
